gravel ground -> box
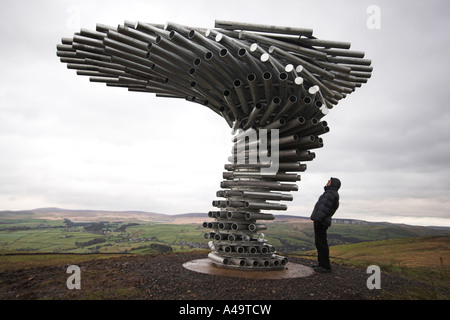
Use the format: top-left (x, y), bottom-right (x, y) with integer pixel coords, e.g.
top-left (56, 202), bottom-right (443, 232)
top-left (0, 252), bottom-right (425, 300)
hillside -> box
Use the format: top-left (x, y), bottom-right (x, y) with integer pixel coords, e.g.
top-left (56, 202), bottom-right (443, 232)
top-left (1, 208), bottom-right (449, 255)
top-left (328, 236), bottom-right (450, 269)
top-left (0, 207), bottom-right (176, 222)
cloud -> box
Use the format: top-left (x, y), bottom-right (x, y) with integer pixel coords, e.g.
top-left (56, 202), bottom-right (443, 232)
top-left (0, 0), bottom-right (449, 227)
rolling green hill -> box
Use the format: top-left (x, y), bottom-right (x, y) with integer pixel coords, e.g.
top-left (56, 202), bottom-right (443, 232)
top-left (1, 208), bottom-right (449, 255)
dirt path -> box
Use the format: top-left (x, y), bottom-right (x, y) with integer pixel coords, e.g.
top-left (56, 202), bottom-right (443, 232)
top-left (0, 252), bottom-right (423, 300)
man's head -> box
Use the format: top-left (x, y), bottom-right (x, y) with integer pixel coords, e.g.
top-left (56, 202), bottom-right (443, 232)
top-left (326, 177), bottom-right (341, 190)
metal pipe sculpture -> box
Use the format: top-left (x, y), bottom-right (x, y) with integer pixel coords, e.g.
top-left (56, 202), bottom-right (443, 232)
top-left (57, 20), bottom-right (372, 270)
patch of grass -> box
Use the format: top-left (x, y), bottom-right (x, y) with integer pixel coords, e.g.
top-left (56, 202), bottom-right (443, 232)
top-left (86, 289), bottom-right (106, 300)
top-left (0, 253), bottom-right (134, 272)
top-left (329, 236), bottom-right (450, 269)
top-left (302, 236), bottom-right (450, 299)
top-left (115, 287), bottom-right (144, 299)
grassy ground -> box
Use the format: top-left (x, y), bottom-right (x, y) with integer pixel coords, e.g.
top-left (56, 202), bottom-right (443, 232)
top-left (328, 236), bottom-right (449, 268)
top-left (301, 236), bottom-right (450, 299)
top-left (0, 252), bottom-right (135, 272)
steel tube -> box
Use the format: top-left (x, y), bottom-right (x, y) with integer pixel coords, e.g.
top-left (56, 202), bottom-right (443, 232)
top-left (111, 56), bottom-right (156, 76)
top-left (259, 95), bottom-right (280, 125)
top-left (169, 30), bottom-right (207, 56)
top-left (327, 56), bottom-right (372, 66)
top-left (208, 252), bottom-right (229, 265)
top-left (107, 30), bottom-right (148, 51)
top-left (235, 246), bottom-right (246, 254)
top-left (230, 258), bottom-right (246, 267)
top-left (245, 212), bottom-right (274, 221)
top-left (73, 35), bottom-right (104, 48)
top-left (280, 117), bottom-right (306, 134)
top-left (164, 21), bottom-right (195, 36)
top-left (321, 48), bottom-right (365, 58)
top-left (85, 57), bottom-right (127, 71)
top-left (248, 223), bottom-right (267, 232)
top-left (227, 211), bottom-right (246, 220)
top-left (103, 38), bottom-right (148, 59)
top-left (189, 29), bottom-right (224, 52)
top-left (244, 103), bottom-right (262, 129)
top-left (189, 70), bottom-right (226, 106)
top-left (204, 232), bottom-right (216, 239)
top-left (220, 48), bottom-right (249, 80)
top-left (231, 223), bottom-right (249, 231)
top-left (278, 72), bottom-right (288, 101)
top-left (213, 31), bottom-right (246, 52)
top-left (215, 20), bottom-right (313, 37)
top-left (136, 22), bottom-right (171, 38)
top-left (240, 31), bottom-right (327, 60)
top-left (220, 180), bottom-right (298, 192)
top-left (269, 45), bottom-right (335, 80)
top-left (260, 53), bottom-right (283, 75)
top-left (245, 201), bottom-right (287, 211)
top-left (218, 222), bottom-right (233, 230)
top-left (262, 118), bottom-right (285, 130)
top-left (262, 72), bottom-right (273, 105)
top-left (238, 48), bottom-right (265, 79)
top-left (223, 89), bottom-right (241, 120)
top-left (274, 95), bottom-right (298, 121)
top-left (247, 73), bottom-right (260, 106)
top-left (155, 36), bottom-right (197, 62)
top-left (241, 191), bottom-right (293, 201)
top-left (278, 162), bottom-right (307, 172)
top-left (148, 43), bottom-right (192, 69)
top-left (233, 79), bottom-right (250, 115)
top-left (76, 49), bottom-right (111, 62)
top-left (214, 233), bottom-right (228, 241)
top-left (104, 46), bottom-right (152, 68)
top-left (118, 25), bottom-right (157, 43)
top-left (194, 57), bottom-right (230, 92)
top-left (208, 241), bottom-right (216, 251)
top-left (296, 37), bottom-right (351, 50)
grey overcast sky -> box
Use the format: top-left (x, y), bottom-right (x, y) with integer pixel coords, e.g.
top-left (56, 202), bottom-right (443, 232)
top-left (1, 0), bottom-right (449, 226)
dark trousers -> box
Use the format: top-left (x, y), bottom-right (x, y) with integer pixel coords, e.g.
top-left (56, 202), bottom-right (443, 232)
top-left (314, 221), bottom-right (331, 270)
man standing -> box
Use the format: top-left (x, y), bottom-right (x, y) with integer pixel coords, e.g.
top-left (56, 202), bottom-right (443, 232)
top-left (310, 177), bottom-right (341, 273)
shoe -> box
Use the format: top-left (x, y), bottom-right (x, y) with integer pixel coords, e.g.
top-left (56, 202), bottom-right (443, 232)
top-left (314, 266), bottom-right (332, 273)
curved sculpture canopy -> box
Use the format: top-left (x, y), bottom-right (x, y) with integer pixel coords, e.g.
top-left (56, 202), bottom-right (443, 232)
top-left (57, 20), bottom-right (372, 270)
top-left (57, 19), bottom-right (371, 130)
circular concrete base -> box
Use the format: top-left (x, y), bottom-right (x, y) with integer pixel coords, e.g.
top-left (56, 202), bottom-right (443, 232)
top-left (183, 258), bottom-right (314, 279)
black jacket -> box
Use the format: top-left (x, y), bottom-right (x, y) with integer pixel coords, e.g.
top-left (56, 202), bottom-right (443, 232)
top-left (310, 178), bottom-right (340, 227)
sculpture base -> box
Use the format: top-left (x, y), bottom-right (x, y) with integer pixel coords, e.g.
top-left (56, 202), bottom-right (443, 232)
top-left (183, 258), bottom-right (314, 279)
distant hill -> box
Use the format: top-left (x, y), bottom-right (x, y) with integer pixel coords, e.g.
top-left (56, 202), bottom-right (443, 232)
top-left (1, 207), bottom-right (450, 255)
top-left (0, 207), bottom-right (194, 223)
top-left (2, 207), bottom-right (450, 230)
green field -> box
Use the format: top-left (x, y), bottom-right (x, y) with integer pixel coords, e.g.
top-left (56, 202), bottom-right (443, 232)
top-left (0, 217), bottom-right (207, 255)
top-left (1, 215), bottom-right (449, 255)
